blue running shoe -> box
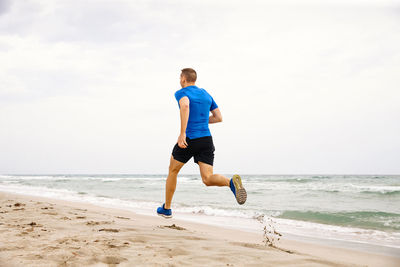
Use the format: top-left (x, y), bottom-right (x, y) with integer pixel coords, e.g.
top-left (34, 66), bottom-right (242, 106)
top-left (157, 203), bottom-right (172, 218)
top-left (230, 175), bottom-right (247, 205)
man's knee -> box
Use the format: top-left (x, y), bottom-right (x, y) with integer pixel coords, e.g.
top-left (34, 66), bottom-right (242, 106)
top-left (169, 163), bottom-right (182, 174)
top-left (201, 174), bottom-right (212, 186)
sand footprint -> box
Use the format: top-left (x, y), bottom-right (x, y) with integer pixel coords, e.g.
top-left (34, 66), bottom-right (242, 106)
top-left (42, 211), bottom-right (58, 215)
top-left (129, 236), bottom-right (147, 243)
top-left (13, 208), bottom-right (25, 211)
top-left (114, 216), bottom-right (130, 220)
top-left (74, 208), bottom-right (87, 212)
top-left (98, 228), bottom-right (119, 233)
top-left (86, 220), bottom-right (113, 225)
top-left (158, 224), bottom-right (186, 230)
top-left (44, 245), bottom-right (60, 251)
top-left (100, 255), bottom-right (127, 265)
top-left (167, 247), bottom-right (189, 257)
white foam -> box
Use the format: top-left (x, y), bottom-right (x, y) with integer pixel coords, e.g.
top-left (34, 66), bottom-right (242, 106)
top-left (245, 181), bottom-right (400, 194)
top-left (0, 175), bottom-right (58, 180)
top-left (175, 205), bottom-right (259, 218)
top-left (0, 175), bottom-right (201, 184)
top-left (0, 183), bottom-right (157, 212)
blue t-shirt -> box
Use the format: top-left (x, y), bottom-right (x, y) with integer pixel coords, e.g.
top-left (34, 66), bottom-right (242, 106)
top-left (174, 85), bottom-right (218, 139)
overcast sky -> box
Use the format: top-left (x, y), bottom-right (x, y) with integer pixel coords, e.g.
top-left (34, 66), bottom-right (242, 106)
top-left (1, 0), bottom-right (399, 175)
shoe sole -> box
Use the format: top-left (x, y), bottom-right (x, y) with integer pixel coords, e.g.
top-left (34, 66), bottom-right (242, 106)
top-left (157, 213), bottom-right (172, 219)
top-left (232, 174), bottom-right (247, 205)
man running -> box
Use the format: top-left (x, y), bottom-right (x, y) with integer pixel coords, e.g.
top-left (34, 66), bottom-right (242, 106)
top-left (157, 68), bottom-right (247, 218)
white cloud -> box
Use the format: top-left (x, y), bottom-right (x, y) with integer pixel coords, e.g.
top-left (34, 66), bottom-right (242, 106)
top-left (0, 0), bottom-right (399, 174)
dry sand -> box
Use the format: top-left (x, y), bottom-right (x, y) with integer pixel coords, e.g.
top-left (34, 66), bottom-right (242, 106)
top-left (0, 192), bottom-right (398, 267)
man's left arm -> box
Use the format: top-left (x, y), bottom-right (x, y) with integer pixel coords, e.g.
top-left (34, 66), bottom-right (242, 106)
top-left (209, 108), bottom-right (222, 124)
top-left (208, 94), bottom-right (221, 124)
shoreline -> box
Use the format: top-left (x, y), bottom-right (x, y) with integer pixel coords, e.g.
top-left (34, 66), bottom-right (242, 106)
top-left (1, 191), bottom-right (399, 266)
top-left (1, 184), bottom-right (399, 256)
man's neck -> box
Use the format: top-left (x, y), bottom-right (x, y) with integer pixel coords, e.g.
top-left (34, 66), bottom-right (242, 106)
top-left (182, 83), bottom-right (196, 88)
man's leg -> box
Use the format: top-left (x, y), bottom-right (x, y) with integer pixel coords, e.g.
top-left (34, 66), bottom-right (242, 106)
top-left (164, 156), bottom-right (185, 209)
top-left (198, 161), bottom-right (230, 187)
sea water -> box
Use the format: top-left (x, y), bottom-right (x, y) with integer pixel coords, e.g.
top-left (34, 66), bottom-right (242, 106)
top-left (0, 174), bottom-right (399, 254)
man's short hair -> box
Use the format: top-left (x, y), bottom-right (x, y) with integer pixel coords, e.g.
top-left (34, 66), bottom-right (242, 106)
top-left (181, 68), bottom-right (197, 83)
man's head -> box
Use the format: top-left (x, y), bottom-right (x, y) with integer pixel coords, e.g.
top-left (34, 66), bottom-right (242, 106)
top-left (180, 68), bottom-right (197, 88)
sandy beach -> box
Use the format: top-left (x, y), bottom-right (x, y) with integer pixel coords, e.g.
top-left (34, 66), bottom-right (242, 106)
top-left (0, 191), bottom-right (398, 267)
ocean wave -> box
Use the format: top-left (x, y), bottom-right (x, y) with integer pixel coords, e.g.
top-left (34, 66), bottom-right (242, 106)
top-left (0, 183), bottom-right (159, 211)
top-left (245, 181), bottom-right (400, 195)
top-left (0, 175), bottom-right (170, 181)
top-left (322, 190), bottom-right (340, 193)
top-left (247, 177), bottom-right (315, 184)
top-left (275, 178), bottom-right (314, 183)
top-left (176, 205), bottom-right (255, 218)
top-left (0, 180), bottom-right (19, 184)
top-left (361, 190), bottom-right (400, 196)
top-left (278, 210), bottom-right (400, 231)
top-left (0, 183), bottom-right (86, 199)
top-left (0, 175), bottom-right (60, 180)
top-left (311, 175), bottom-right (332, 179)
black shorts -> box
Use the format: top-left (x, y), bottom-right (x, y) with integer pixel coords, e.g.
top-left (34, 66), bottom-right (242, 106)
top-left (172, 136), bottom-right (215, 166)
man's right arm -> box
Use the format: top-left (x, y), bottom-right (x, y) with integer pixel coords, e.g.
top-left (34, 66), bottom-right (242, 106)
top-left (177, 96), bottom-right (190, 148)
top-left (209, 108), bottom-right (222, 124)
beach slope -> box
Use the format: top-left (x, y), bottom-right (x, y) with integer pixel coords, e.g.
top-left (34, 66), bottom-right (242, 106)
top-left (0, 192), bottom-right (398, 267)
